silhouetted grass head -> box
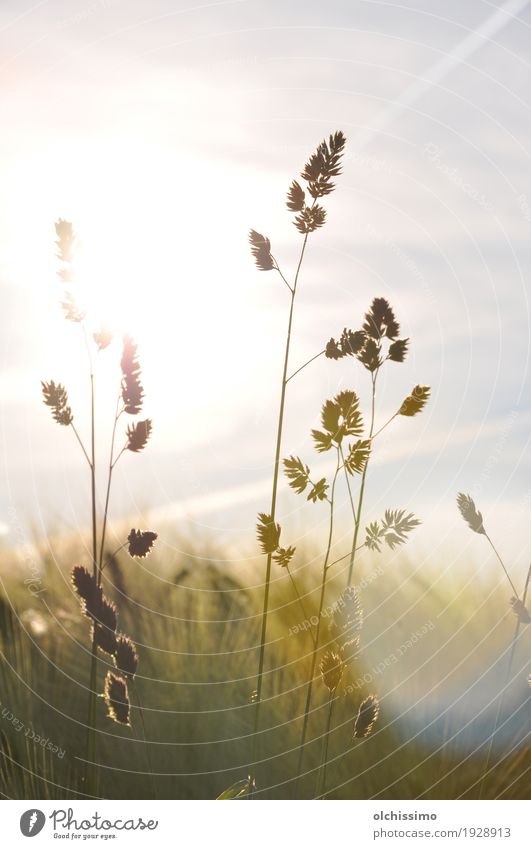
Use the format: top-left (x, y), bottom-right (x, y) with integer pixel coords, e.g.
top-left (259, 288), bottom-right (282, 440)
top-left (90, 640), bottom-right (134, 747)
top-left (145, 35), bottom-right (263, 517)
top-left (320, 651), bottom-right (344, 693)
top-left (457, 493), bottom-right (486, 535)
top-left (353, 694), bottom-right (380, 739)
top-left (104, 672), bottom-right (131, 726)
top-left (329, 587), bottom-right (363, 661)
top-left (127, 529), bottom-right (158, 558)
top-left (71, 566), bottom-right (103, 621)
top-left (249, 130), bottom-right (346, 274)
top-left (121, 335), bottom-right (144, 415)
top-left (41, 381), bottom-right (73, 426)
top-left (114, 635), bottom-right (139, 679)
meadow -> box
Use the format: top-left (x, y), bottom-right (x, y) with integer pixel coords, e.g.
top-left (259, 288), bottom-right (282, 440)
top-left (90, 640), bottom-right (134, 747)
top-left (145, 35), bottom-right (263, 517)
top-left (0, 532), bottom-right (528, 799)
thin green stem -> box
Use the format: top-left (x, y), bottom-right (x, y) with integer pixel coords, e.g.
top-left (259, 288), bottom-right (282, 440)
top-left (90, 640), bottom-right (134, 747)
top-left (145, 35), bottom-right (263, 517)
top-left (317, 693), bottom-right (335, 798)
top-left (85, 351), bottom-right (98, 796)
top-left (100, 543), bottom-right (127, 575)
top-left (286, 350), bottom-right (325, 384)
top-left (371, 411), bottom-right (398, 440)
top-left (340, 445), bottom-right (357, 525)
top-left (484, 533), bottom-right (519, 599)
top-left (294, 448), bottom-right (341, 797)
top-left (478, 564), bottom-right (530, 799)
top-left (132, 680), bottom-right (158, 800)
top-left (347, 371), bottom-right (378, 586)
top-left (327, 543), bottom-right (366, 572)
top-left (287, 566), bottom-right (317, 648)
top-left (251, 233), bottom-right (310, 781)
top-left (273, 261), bottom-right (293, 294)
top-left (97, 394), bottom-right (123, 582)
top-left (70, 423), bottom-right (92, 468)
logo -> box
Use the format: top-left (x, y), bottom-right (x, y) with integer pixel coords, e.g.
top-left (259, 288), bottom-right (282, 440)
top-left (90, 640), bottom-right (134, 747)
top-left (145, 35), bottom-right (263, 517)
top-left (20, 810), bottom-right (46, 837)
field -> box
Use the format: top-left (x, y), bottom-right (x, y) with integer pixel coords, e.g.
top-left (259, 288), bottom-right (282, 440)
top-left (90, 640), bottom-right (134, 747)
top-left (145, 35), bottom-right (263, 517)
top-left (0, 531), bottom-right (528, 800)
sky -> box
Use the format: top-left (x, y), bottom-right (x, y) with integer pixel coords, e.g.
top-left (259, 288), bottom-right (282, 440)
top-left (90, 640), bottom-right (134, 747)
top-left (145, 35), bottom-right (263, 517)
top-left (1, 0), bottom-right (531, 580)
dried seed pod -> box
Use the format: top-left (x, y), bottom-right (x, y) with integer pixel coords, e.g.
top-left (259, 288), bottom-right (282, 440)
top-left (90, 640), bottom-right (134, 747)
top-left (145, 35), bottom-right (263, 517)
top-left (104, 672), bottom-right (130, 726)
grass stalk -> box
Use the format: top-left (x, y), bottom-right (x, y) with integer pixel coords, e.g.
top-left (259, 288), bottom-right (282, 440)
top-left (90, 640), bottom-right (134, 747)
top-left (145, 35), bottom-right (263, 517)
top-left (316, 693), bottom-right (335, 799)
top-left (131, 680), bottom-right (158, 800)
top-left (97, 393), bottom-right (123, 580)
top-left (251, 234), bottom-right (310, 776)
top-left (294, 448), bottom-right (341, 796)
top-left (484, 533), bottom-right (520, 598)
top-left (85, 362), bottom-right (98, 796)
top-left (347, 371), bottom-right (378, 586)
top-left (287, 566), bottom-right (316, 647)
top-left (478, 563), bottom-right (530, 799)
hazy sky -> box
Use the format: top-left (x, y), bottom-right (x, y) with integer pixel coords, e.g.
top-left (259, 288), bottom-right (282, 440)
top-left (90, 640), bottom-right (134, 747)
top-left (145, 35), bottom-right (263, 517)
top-left (1, 0), bottom-right (531, 578)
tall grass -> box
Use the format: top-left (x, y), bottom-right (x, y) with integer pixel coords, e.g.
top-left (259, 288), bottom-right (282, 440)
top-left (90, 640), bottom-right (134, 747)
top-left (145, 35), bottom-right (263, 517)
top-left (41, 221), bottom-right (157, 795)
top-left (280, 299), bottom-right (430, 796)
top-left (456, 493), bottom-right (530, 799)
top-left (246, 136), bottom-right (431, 797)
top-left (248, 131), bottom-right (347, 788)
top-left (0, 542), bottom-right (528, 800)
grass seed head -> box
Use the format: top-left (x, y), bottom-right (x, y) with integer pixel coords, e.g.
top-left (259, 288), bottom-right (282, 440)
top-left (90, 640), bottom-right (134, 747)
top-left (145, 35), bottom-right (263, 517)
top-left (71, 566), bottom-right (103, 621)
top-left (456, 493), bottom-right (486, 535)
top-left (42, 380), bottom-right (73, 426)
top-left (104, 672), bottom-right (131, 726)
top-left (127, 528), bottom-right (158, 558)
top-left (320, 651), bottom-right (343, 693)
top-left (126, 419), bottom-right (152, 452)
top-left (114, 634), bottom-right (139, 678)
top-left (353, 694), bottom-right (380, 738)
top-left (121, 335), bottom-right (144, 415)
top-left (249, 230), bottom-right (274, 271)
top-left (93, 623), bottom-right (117, 656)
